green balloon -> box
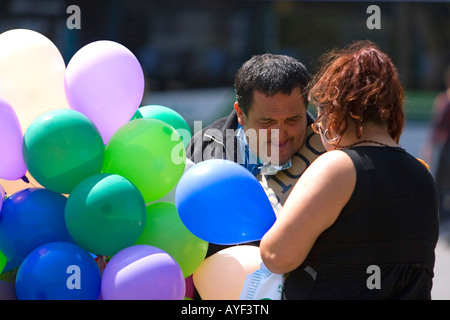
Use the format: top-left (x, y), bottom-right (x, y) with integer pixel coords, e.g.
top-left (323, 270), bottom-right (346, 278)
top-left (23, 109), bottom-right (105, 194)
top-left (65, 173), bottom-right (146, 256)
top-left (103, 118), bottom-right (186, 203)
top-left (135, 202), bottom-right (208, 278)
top-left (138, 105), bottom-right (192, 148)
top-left (0, 250), bottom-right (6, 274)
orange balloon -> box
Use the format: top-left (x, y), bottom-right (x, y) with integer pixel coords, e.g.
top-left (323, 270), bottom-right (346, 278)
top-left (193, 245), bottom-right (261, 300)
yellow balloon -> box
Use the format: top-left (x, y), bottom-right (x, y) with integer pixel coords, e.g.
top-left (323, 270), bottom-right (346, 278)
top-left (193, 245), bottom-right (262, 300)
top-left (0, 172), bottom-right (69, 198)
top-left (0, 172), bottom-right (43, 197)
top-left (0, 29), bottom-right (68, 131)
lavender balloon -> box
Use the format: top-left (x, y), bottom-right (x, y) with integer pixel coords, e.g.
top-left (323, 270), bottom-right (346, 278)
top-left (101, 245), bottom-right (185, 300)
top-left (65, 40), bottom-right (145, 144)
top-left (0, 95), bottom-right (26, 180)
top-left (0, 184), bottom-right (4, 212)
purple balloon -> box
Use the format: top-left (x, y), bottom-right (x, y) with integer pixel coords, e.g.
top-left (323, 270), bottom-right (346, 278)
top-left (0, 95), bottom-right (26, 180)
top-left (0, 184), bottom-right (4, 212)
top-left (65, 40), bottom-right (145, 144)
top-left (101, 245), bottom-right (185, 300)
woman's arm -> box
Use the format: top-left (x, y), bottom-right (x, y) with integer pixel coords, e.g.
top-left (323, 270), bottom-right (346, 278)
top-left (260, 150), bottom-right (356, 274)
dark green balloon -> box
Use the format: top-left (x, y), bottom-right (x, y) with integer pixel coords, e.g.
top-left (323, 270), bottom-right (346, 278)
top-left (65, 173), bottom-right (146, 256)
top-left (22, 109), bottom-right (105, 194)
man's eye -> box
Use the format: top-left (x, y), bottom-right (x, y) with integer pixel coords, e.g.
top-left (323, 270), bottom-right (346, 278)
top-left (286, 117), bottom-right (300, 124)
top-left (289, 115), bottom-right (302, 121)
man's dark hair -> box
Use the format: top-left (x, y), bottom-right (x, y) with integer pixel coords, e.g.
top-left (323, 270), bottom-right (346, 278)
top-left (234, 53), bottom-right (310, 115)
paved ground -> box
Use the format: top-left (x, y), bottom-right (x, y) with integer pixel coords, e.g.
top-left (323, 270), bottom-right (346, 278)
top-left (401, 121), bottom-right (450, 300)
top-left (432, 221), bottom-right (450, 299)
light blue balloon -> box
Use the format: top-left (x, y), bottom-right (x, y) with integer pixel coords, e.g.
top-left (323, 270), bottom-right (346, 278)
top-left (15, 242), bottom-right (101, 300)
top-left (175, 159), bottom-right (276, 245)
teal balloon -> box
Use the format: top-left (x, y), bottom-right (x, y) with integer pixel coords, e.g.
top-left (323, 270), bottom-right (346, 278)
top-left (130, 109), bottom-right (143, 121)
top-left (137, 105), bottom-right (191, 148)
top-left (65, 173), bottom-right (146, 256)
top-left (22, 109), bottom-right (105, 194)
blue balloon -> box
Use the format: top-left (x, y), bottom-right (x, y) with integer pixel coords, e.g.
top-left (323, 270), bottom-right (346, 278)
top-left (0, 188), bottom-right (73, 268)
top-left (175, 159), bottom-right (276, 245)
top-left (15, 242), bottom-right (101, 300)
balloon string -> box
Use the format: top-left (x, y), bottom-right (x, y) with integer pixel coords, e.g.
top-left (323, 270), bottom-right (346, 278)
top-left (21, 175), bottom-right (37, 187)
top-left (95, 256), bottom-right (108, 275)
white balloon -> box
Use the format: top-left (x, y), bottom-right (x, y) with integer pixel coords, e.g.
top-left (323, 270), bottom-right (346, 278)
top-left (0, 29), bottom-right (68, 132)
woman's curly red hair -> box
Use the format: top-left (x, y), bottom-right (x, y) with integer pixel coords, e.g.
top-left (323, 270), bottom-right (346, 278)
top-left (309, 40), bottom-right (405, 143)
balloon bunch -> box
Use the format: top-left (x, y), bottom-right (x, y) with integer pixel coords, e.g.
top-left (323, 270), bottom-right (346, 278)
top-left (0, 29), bottom-right (277, 300)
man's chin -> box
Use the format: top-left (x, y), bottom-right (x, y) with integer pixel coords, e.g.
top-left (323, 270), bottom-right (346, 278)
top-left (261, 155), bottom-right (291, 167)
top-left (258, 145), bottom-right (295, 166)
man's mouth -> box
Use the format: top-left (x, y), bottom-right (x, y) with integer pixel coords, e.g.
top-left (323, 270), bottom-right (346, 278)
top-left (271, 140), bottom-right (289, 148)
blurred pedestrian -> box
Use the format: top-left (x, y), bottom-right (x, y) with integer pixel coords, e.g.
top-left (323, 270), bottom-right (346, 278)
top-left (422, 65), bottom-right (450, 221)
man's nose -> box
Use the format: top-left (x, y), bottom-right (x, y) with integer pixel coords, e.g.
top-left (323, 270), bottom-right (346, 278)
top-left (271, 123), bottom-right (288, 142)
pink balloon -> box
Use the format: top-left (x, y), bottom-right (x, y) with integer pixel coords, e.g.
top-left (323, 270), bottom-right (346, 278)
top-left (65, 40), bottom-right (144, 144)
top-left (0, 95), bottom-right (26, 180)
top-left (185, 275), bottom-right (195, 299)
top-left (101, 245), bottom-right (185, 300)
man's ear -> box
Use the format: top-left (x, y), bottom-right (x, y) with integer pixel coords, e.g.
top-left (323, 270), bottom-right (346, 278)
top-left (234, 102), bottom-right (245, 126)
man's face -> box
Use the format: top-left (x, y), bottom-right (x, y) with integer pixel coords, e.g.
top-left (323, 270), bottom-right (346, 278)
top-left (235, 87), bottom-right (307, 166)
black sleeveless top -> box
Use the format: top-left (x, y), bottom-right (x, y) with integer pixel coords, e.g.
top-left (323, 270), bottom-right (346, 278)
top-left (283, 146), bottom-right (439, 300)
